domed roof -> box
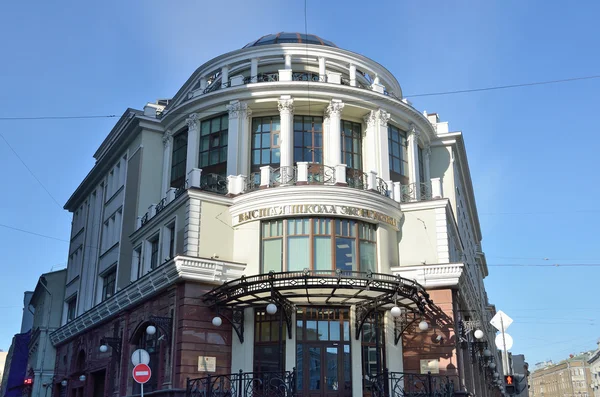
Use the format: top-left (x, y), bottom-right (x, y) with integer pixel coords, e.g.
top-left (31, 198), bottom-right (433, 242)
top-left (243, 32), bottom-right (337, 48)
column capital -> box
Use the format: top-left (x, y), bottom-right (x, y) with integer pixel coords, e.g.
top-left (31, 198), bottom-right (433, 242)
top-left (363, 110), bottom-right (377, 127)
top-left (226, 101), bottom-right (251, 119)
top-left (378, 109), bottom-right (390, 127)
top-left (186, 113), bottom-right (200, 131)
top-left (424, 144), bottom-right (431, 157)
top-left (277, 96), bottom-right (294, 114)
top-left (162, 130), bottom-right (173, 148)
top-left (409, 123), bottom-right (420, 139)
top-left (325, 99), bottom-right (344, 118)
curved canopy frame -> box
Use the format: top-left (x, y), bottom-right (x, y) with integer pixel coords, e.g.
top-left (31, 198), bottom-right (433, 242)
top-left (203, 269), bottom-right (433, 343)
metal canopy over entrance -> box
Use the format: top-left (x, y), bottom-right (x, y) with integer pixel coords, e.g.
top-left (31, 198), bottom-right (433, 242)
top-left (203, 269), bottom-right (433, 343)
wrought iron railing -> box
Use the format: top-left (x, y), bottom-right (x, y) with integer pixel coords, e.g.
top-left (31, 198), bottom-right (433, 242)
top-left (375, 177), bottom-right (390, 197)
top-left (245, 172), bottom-right (261, 192)
top-left (306, 164), bottom-right (335, 184)
top-left (155, 197), bottom-right (167, 215)
top-left (140, 212), bottom-right (149, 227)
top-left (369, 370), bottom-right (456, 397)
top-left (175, 179), bottom-right (189, 199)
top-left (200, 173), bottom-right (228, 195)
top-left (400, 182), bottom-right (432, 203)
top-left (292, 72), bottom-right (324, 82)
top-left (187, 370), bottom-right (296, 397)
top-left (347, 169), bottom-right (367, 189)
top-left (271, 166), bottom-right (296, 186)
top-left (257, 72), bottom-right (279, 82)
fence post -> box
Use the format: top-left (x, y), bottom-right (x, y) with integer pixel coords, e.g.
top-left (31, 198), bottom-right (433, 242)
top-left (238, 369), bottom-right (243, 397)
top-left (206, 374), bottom-right (212, 397)
top-left (427, 371), bottom-right (433, 397)
top-left (186, 377), bottom-right (190, 397)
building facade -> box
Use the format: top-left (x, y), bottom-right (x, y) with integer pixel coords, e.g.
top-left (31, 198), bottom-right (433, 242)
top-left (588, 341), bottom-right (600, 397)
top-left (530, 354), bottom-right (593, 397)
top-left (49, 32), bottom-right (504, 397)
top-left (25, 270), bottom-right (67, 397)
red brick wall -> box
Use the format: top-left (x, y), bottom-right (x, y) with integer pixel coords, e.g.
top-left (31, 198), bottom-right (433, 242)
top-left (173, 281), bottom-right (233, 387)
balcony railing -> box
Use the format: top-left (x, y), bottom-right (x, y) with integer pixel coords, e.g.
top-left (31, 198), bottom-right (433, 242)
top-left (369, 370), bottom-right (456, 397)
top-left (227, 164), bottom-right (443, 204)
top-left (201, 173), bottom-right (228, 195)
top-left (187, 370), bottom-right (296, 397)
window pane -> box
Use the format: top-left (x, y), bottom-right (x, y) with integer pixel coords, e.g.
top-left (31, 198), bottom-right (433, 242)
top-left (262, 149), bottom-right (270, 164)
top-left (314, 237), bottom-right (332, 270)
top-left (263, 239), bottom-right (282, 272)
top-left (201, 121), bottom-right (210, 136)
top-left (253, 134), bottom-right (261, 148)
top-left (318, 320), bottom-right (329, 341)
top-left (201, 137), bottom-right (210, 151)
top-left (330, 321), bottom-right (340, 341)
top-left (336, 237), bottom-right (356, 271)
top-left (360, 241), bottom-right (376, 272)
top-left (221, 116), bottom-right (228, 130)
top-left (211, 118), bottom-right (220, 131)
top-left (306, 321), bottom-right (318, 341)
top-left (262, 133), bottom-right (270, 148)
top-left (288, 236), bottom-right (309, 271)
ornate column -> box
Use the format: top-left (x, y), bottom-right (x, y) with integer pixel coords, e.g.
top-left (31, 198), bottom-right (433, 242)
top-left (407, 123), bottom-right (421, 199)
top-left (226, 100), bottom-right (252, 176)
top-left (376, 109), bottom-right (391, 181)
top-left (161, 130), bottom-right (173, 195)
top-left (325, 99), bottom-right (344, 166)
top-left (277, 96), bottom-right (294, 169)
top-left (424, 144), bottom-right (431, 182)
top-left (318, 57), bottom-right (326, 81)
top-left (363, 110), bottom-right (377, 173)
top-left (185, 114), bottom-right (200, 177)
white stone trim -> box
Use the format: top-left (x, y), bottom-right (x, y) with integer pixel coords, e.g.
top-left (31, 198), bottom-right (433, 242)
top-left (391, 263), bottom-right (464, 288)
top-left (50, 255), bottom-right (246, 346)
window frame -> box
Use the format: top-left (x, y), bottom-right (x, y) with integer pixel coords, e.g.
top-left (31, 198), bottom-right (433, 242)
top-left (170, 129), bottom-right (188, 188)
top-left (66, 295), bottom-right (77, 323)
top-left (253, 308), bottom-right (286, 374)
top-left (388, 124), bottom-right (409, 184)
top-left (293, 116), bottom-right (323, 164)
top-left (199, 114), bottom-right (229, 176)
top-left (101, 267), bottom-right (117, 301)
top-left (260, 218), bottom-right (377, 273)
top-left (251, 116), bottom-right (281, 172)
top-left (341, 120), bottom-right (362, 171)
top-left (149, 234), bottom-right (160, 270)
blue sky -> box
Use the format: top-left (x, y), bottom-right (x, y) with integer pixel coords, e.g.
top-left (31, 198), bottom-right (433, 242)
top-left (1, 0), bottom-right (599, 366)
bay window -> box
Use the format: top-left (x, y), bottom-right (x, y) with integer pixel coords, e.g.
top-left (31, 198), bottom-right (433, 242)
top-left (199, 114), bottom-right (228, 176)
top-left (251, 116), bottom-right (281, 171)
top-left (388, 125), bottom-right (408, 184)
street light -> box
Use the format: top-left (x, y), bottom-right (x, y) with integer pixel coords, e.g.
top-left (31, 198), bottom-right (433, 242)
top-left (390, 306), bottom-right (402, 318)
top-left (474, 329), bottom-right (484, 340)
top-left (418, 320), bottom-right (429, 331)
top-left (212, 316), bottom-right (222, 327)
top-left (266, 303), bottom-right (278, 315)
top-left (60, 380), bottom-right (68, 387)
top-left (146, 325), bottom-right (157, 335)
top-left (99, 345), bottom-right (108, 353)
top-left (79, 375), bottom-right (86, 382)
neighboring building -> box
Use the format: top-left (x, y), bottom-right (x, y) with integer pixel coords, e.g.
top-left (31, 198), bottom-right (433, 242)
top-left (588, 340), bottom-right (600, 397)
top-left (0, 351), bottom-right (7, 394)
top-left (530, 353), bottom-right (593, 397)
top-left (25, 270), bottom-right (67, 397)
top-left (49, 32), bottom-right (503, 397)
top-left (1, 292), bottom-right (33, 397)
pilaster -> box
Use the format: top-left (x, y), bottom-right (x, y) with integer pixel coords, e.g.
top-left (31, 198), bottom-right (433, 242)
top-left (161, 130), bottom-right (173, 195)
top-left (325, 99), bottom-right (344, 166)
top-left (185, 114), bottom-right (200, 177)
top-left (226, 100), bottom-right (252, 176)
top-left (277, 96), bottom-right (294, 169)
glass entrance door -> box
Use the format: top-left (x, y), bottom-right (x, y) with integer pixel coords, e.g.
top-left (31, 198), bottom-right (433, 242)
top-left (296, 308), bottom-right (351, 397)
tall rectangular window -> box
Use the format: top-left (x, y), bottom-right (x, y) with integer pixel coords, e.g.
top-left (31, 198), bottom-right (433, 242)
top-left (199, 115), bottom-right (228, 176)
top-left (418, 146), bottom-right (425, 184)
top-left (149, 236), bottom-right (159, 270)
top-left (101, 267), bottom-right (117, 301)
top-left (293, 116), bottom-right (323, 163)
top-left (341, 120), bottom-right (362, 170)
top-left (170, 130), bottom-right (188, 188)
top-left (66, 296), bottom-right (77, 322)
top-left (251, 116), bottom-right (281, 172)
top-left (262, 220), bottom-right (283, 273)
top-left (388, 125), bottom-right (408, 184)
top-left (254, 309), bottom-right (286, 374)
top-left (168, 224), bottom-right (175, 259)
top-left (133, 246), bottom-right (143, 280)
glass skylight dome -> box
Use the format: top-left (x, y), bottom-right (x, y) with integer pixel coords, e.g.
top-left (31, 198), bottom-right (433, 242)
top-left (243, 32), bottom-right (337, 48)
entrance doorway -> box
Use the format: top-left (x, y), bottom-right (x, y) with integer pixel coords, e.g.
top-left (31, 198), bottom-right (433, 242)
top-left (91, 370), bottom-right (106, 397)
top-left (296, 308), bottom-right (351, 397)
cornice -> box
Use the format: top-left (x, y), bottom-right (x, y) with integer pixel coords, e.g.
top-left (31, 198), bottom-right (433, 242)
top-left (49, 255), bottom-right (246, 346)
top-left (391, 263), bottom-right (464, 288)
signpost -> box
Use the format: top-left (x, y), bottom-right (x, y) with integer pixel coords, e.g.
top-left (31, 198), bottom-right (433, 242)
top-left (133, 363), bottom-right (152, 397)
top-left (490, 310), bottom-right (514, 376)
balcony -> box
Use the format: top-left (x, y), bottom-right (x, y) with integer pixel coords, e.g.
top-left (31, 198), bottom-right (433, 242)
top-left (184, 69), bottom-right (404, 105)
top-left (229, 163), bottom-right (443, 205)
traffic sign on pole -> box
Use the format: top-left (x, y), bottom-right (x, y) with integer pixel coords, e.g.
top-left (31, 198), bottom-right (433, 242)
top-left (133, 363), bottom-right (152, 384)
top-left (131, 349), bottom-right (150, 366)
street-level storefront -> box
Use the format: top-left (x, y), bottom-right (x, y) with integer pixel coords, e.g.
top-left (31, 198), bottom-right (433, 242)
top-left (186, 269), bottom-right (445, 397)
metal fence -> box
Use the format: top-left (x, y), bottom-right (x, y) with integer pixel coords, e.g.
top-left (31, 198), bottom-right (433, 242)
top-left (187, 370), bottom-right (295, 397)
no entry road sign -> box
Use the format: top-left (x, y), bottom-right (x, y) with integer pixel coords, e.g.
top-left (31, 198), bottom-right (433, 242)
top-left (132, 363), bottom-right (152, 384)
